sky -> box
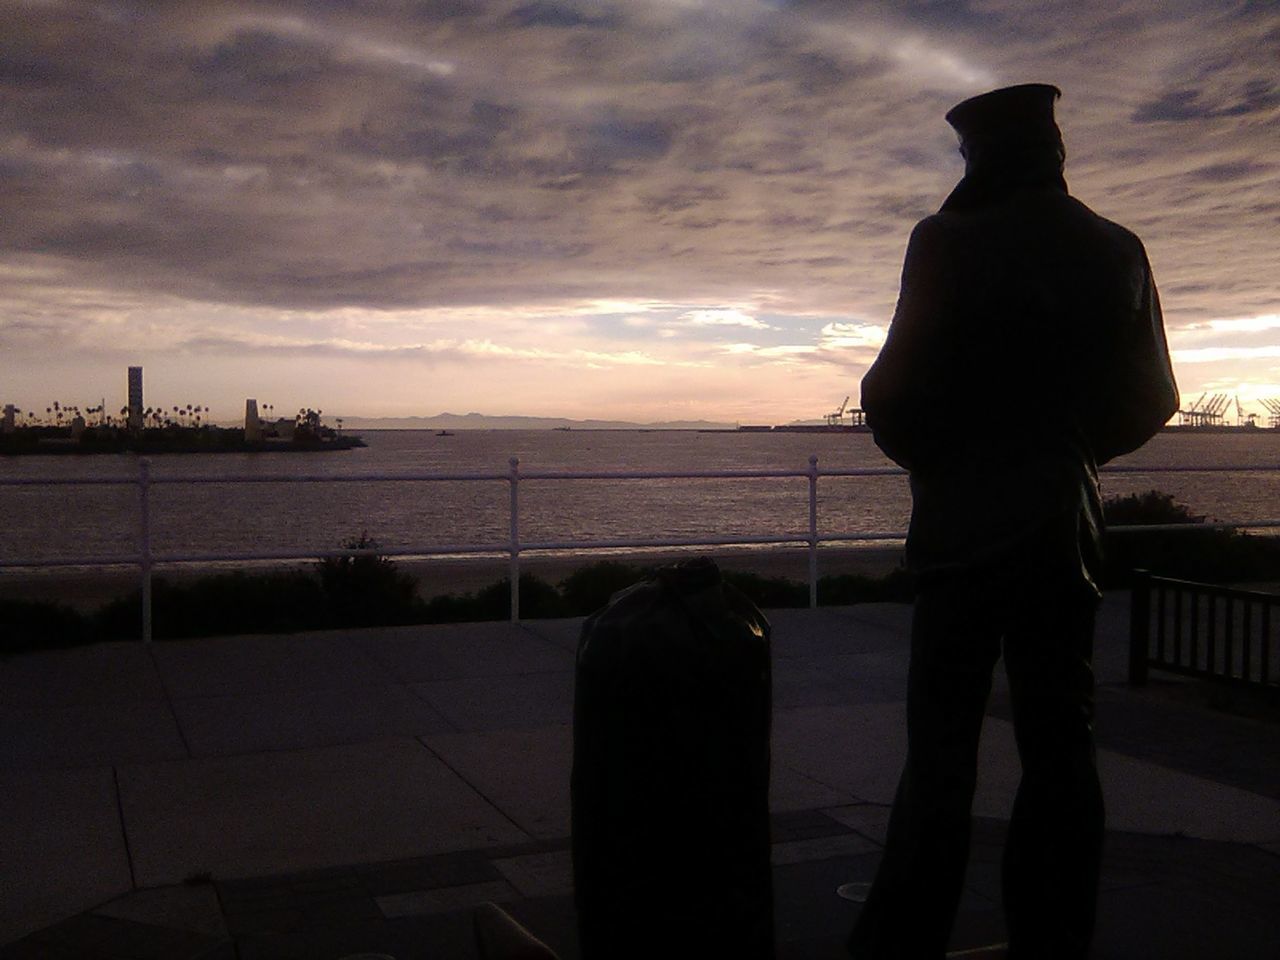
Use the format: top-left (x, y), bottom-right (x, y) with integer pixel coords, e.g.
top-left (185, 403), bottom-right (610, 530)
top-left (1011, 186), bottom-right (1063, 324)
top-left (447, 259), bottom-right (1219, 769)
top-left (2, 0), bottom-right (1278, 425)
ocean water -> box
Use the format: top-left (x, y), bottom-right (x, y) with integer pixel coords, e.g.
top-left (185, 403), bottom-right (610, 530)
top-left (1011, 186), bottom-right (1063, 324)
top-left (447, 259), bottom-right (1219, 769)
top-left (3, 429), bottom-right (1280, 565)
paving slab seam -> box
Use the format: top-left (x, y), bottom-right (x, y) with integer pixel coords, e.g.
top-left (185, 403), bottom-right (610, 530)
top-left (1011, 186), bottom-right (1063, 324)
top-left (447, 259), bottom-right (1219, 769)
top-left (185, 730), bottom-right (452, 762)
top-left (785, 763), bottom-right (874, 806)
top-left (830, 801), bottom-right (894, 845)
top-left (145, 644), bottom-right (194, 759)
top-left (141, 730), bottom-right (443, 764)
top-left (517, 621), bottom-right (579, 655)
top-left (397, 682), bottom-right (463, 733)
top-left (413, 736), bottom-right (535, 841)
top-left (160, 681), bottom-right (426, 704)
top-left (111, 765), bottom-right (140, 894)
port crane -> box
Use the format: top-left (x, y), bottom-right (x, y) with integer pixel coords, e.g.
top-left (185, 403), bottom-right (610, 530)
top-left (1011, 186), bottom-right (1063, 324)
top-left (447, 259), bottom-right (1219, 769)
top-left (826, 396), bottom-right (850, 427)
top-left (1207, 393), bottom-right (1230, 426)
top-left (1177, 392), bottom-right (1206, 427)
top-left (1178, 392), bottom-right (1230, 428)
top-left (1263, 399), bottom-right (1280, 429)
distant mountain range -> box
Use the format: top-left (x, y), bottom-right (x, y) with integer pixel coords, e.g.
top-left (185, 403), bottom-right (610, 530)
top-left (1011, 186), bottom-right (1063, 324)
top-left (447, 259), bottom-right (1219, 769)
top-left (331, 412), bottom-right (741, 431)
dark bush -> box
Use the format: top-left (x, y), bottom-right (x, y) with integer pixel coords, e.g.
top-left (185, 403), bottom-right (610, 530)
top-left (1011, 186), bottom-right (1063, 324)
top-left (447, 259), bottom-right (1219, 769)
top-left (1100, 489), bottom-right (1280, 587)
top-left (558, 560), bottom-right (652, 615)
top-left (0, 599), bottom-right (90, 654)
top-left (1103, 489), bottom-right (1202, 526)
top-left (420, 591), bottom-right (488, 624)
top-left (1102, 527), bottom-right (1280, 587)
top-left (317, 534), bottom-right (422, 627)
top-left (95, 571), bottom-right (329, 640)
top-left (475, 574), bottom-right (567, 620)
top-left (819, 566), bottom-right (916, 605)
top-left (721, 569), bottom-right (809, 609)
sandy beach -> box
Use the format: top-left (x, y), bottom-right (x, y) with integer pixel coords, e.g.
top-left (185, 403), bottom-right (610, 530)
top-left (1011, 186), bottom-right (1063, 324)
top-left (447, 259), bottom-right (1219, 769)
top-left (0, 544), bottom-right (906, 613)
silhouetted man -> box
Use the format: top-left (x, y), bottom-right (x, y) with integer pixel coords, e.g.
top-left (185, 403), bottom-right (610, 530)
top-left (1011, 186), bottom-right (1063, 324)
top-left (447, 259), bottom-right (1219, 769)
top-left (848, 85), bottom-right (1178, 959)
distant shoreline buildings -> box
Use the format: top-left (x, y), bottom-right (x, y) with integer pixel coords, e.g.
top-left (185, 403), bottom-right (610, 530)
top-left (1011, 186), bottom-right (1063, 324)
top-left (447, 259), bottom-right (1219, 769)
top-left (0, 366), bottom-right (363, 454)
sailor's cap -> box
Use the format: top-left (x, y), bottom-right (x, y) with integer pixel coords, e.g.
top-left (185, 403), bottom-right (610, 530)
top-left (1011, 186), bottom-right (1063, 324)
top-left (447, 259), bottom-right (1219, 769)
top-left (945, 83), bottom-right (1062, 145)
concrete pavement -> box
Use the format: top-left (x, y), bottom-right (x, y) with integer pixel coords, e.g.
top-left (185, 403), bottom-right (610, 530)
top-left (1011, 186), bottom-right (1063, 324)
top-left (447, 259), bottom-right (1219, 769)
top-left (2, 595), bottom-right (1278, 957)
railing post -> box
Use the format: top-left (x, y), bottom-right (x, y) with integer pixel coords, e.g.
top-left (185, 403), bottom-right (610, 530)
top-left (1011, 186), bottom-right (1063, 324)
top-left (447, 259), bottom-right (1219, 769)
top-left (509, 457), bottom-right (520, 623)
top-left (138, 458), bottom-right (153, 643)
top-left (1129, 568), bottom-right (1150, 686)
top-left (808, 454), bottom-right (819, 609)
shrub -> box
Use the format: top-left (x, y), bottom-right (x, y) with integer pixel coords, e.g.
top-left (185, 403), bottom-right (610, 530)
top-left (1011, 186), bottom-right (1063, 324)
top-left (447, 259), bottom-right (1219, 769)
top-left (558, 560), bottom-right (651, 615)
top-left (0, 599), bottom-right (89, 655)
top-left (1102, 489), bottom-right (1202, 526)
top-left (1101, 489), bottom-right (1280, 587)
top-left (721, 569), bottom-right (809, 609)
top-left (475, 574), bottom-right (567, 620)
top-left (420, 590), bottom-right (488, 624)
top-left (317, 534), bottom-right (421, 627)
top-left (94, 570), bottom-right (329, 640)
top-left (819, 566), bottom-right (915, 605)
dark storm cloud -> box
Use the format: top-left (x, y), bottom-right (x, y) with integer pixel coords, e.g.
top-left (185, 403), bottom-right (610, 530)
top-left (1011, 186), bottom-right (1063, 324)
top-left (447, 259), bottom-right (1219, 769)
top-left (638, 185), bottom-right (728, 215)
top-left (505, 1), bottom-right (620, 29)
top-left (0, 48), bottom-right (70, 85)
top-left (893, 0), bottom-right (1003, 31)
top-left (887, 147), bottom-right (945, 171)
top-left (1186, 160), bottom-right (1273, 183)
top-left (1133, 81), bottom-right (1280, 122)
top-left (193, 29), bottom-right (332, 93)
top-left (337, 94), bottom-right (518, 168)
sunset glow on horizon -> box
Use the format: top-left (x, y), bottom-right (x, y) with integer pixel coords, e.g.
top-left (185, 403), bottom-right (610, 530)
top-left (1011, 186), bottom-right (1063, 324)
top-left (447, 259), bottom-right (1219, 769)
top-left (3, 1), bottom-right (1278, 425)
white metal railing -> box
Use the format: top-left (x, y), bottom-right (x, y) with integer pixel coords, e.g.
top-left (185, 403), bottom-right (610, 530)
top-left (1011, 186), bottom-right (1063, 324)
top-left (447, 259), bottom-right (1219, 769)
top-left (5, 455), bottom-right (1280, 638)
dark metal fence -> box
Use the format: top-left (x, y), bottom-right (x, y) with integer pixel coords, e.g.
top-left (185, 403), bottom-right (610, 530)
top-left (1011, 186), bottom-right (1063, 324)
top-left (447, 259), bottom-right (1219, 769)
top-left (1129, 569), bottom-right (1279, 696)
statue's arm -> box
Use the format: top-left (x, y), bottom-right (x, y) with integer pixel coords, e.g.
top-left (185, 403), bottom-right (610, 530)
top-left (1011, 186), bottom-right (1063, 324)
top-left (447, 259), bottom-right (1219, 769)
top-left (861, 218), bottom-right (952, 470)
top-left (1087, 247), bottom-right (1179, 464)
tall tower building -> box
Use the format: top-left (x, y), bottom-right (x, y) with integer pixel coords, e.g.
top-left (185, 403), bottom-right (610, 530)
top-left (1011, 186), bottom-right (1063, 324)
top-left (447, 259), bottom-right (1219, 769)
top-left (245, 398), bottom-right (262, 442)
top-left (127, 366), bottom-right (143, 431)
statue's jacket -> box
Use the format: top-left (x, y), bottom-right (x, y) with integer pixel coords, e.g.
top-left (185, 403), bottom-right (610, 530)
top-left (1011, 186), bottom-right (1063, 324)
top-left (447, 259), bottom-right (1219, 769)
top-left (861, 185), bottom-right (1179, 592)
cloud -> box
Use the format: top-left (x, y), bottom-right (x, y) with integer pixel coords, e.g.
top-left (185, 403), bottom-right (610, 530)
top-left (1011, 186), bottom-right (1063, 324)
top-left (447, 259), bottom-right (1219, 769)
top-left (177, 330), bottom-right (676, 368)
top-left (818, 321), bottom-right (887, 350)
top-left (1132, 80), bottom-right (1280, 123)
top-left (505, 1), bottom-right (620, 29)
top-left (724, 342), bottom-right (817, 360)
top-left (1173, 345), bottom-right (1280, 364)
top-left (882, 33), bottom-right (996, 89)
top-left (1194, 314), bottom-right (1280, 334)
top-left (679, 308), bottom-right (773, 330)
top-left (716, 315), bottom-right (885, 368)
top-left (1169, 314), bottom-right (1280, 366)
